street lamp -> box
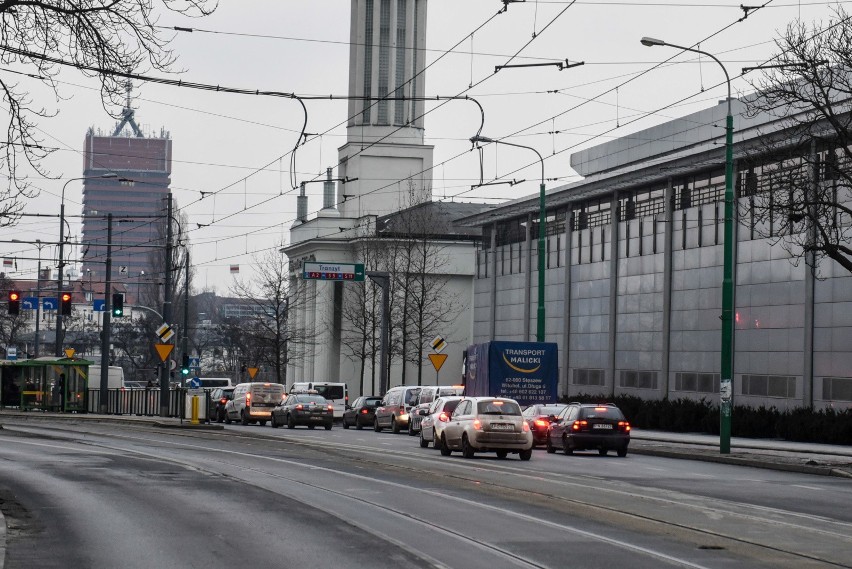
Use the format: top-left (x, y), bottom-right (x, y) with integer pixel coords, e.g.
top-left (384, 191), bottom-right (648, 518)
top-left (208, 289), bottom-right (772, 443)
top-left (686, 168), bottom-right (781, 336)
top-left (641, 36), bottom-right (735, 454)
top-left (471, 135), bottom-right (547, 342)
top-left (56, 173), bottom-right (118, 356)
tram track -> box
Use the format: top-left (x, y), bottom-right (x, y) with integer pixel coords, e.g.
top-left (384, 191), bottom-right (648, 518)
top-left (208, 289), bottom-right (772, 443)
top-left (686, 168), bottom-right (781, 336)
top-left (3, 421), bottom-right (851, 568)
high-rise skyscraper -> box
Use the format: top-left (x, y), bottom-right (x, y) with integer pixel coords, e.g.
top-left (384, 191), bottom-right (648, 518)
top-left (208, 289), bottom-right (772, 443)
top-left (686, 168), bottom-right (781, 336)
top-left (80, 87), bottom-right (172, 300)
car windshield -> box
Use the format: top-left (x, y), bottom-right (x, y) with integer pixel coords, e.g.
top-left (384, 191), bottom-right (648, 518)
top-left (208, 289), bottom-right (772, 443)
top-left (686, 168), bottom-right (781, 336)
top-left (296, 395), bottom-right (327, 404)
top-left (364, 398), bottom-right (382, 407)
top-left (580, 407), bottom-right (625, 420)
top-left (477, 400), bottom-right (521, 415)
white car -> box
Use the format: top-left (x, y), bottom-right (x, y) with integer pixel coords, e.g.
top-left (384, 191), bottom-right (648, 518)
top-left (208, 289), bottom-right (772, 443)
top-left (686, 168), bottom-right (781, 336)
top-left (439, 397), bottom-right (533, 461)
top-left (418, 396), bottom-right (463, 449)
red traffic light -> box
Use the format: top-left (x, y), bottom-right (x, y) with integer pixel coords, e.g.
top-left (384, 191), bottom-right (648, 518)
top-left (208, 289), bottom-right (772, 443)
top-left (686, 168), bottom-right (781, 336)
top-left (9, 291), bottom-right (19, 301)
top-left (61, 292), bottom-right (71, 302)
top-left (60, 292), bottom-right (72, 315)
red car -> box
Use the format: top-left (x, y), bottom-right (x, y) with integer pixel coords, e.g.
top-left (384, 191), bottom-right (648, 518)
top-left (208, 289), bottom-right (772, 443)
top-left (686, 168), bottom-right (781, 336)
top-left (522, 404), bottom-right (567, 446)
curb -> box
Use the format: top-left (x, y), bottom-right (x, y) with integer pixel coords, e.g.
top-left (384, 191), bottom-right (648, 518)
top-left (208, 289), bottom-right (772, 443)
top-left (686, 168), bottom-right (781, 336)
top-left (629, 446), bottom-right (852, 478)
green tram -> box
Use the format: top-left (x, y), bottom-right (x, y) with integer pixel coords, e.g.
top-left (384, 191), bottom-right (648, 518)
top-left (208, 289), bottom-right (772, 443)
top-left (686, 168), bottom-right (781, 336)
top-left (0, 356), bottom-right (91, 413)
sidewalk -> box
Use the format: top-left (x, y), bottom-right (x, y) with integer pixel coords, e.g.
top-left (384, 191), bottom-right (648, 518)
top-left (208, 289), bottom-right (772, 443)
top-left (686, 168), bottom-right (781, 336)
top-left (1, 409), bottom-right (851, 478)
top-left (630, 428), bottom-right (852, 478)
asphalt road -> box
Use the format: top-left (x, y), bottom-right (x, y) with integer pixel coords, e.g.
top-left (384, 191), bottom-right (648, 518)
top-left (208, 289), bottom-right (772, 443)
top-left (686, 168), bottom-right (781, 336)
top-left (0, 418), bottom-right (850, 569)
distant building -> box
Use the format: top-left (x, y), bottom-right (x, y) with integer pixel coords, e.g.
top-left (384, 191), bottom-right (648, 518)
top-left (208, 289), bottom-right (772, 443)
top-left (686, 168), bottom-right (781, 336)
top-left (80, 85), bottom-right (172, 303)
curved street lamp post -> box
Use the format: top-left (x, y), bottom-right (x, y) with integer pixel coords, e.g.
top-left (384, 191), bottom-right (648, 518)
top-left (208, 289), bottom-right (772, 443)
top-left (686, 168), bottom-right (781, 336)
top-left (641, 37), bottom-right (734, 454)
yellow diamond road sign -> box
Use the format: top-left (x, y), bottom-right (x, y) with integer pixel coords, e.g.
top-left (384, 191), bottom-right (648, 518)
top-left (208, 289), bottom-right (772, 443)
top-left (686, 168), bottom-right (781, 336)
top-left (155, 323), bottom-right (175, 343)
top-left (431, 335), bottom-right (447, 353)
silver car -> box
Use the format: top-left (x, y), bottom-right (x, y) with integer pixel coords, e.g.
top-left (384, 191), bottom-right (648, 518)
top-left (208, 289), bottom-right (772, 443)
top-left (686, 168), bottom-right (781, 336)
top-left (418, 396), bottom-right (463, 449)
top-left (439, 397), bottom-right (533, 460)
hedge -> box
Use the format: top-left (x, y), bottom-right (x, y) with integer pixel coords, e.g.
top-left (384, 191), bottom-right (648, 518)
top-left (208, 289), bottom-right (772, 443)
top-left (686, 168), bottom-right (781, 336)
top-left (560, 393), bottom-right (852, 445)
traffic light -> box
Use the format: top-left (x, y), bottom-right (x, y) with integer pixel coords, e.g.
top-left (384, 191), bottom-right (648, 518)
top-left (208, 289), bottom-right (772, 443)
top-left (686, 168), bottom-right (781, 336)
top-left (7, 290), bottom-right (19, 315)
top-left (112, 293), bottom-right (124, 317)
top-left (181, 353), bottom-right (190, 376)
top-left (60, 292), bottom-right (72, 316)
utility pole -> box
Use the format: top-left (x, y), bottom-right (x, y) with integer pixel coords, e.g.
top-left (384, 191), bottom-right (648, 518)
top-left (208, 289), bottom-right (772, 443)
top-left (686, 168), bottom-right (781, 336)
top-left (99, 214), bottom-right (113, 413)
top-left (182, 247), bottom-right (190, 376)
top-left (159, 195), bottom-right (174, 417)
top-left (367, 271), bottom-right (390, 395)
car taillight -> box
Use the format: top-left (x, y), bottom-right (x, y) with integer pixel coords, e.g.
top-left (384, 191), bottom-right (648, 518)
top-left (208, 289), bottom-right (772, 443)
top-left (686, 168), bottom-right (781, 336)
top-left (572, 420), bottom-right (588, 431)
top-left (246, 392), bottom-right (252, 404)
top-left (361, 408), bottom-right (369, 414)
top-left (438, 412), bottom-right (449, 422)
top-left (473, 419), bottom-right (482, 430)
top-left (522, 421), bottom-right (530, 432)
top-left (295, 404), bottom-right (303, 410)
top-left (534, 419), bottom-right (548, 428)
top-left (618, 421), bottom-right (631, 432)
top-left (220, 398), bottom-right (227, 404)
top-left (327, 405), bottom-right (334, 411)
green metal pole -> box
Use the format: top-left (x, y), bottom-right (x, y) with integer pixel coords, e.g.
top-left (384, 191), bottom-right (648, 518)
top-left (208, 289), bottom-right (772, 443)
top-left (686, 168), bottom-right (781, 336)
top-left (720, 112), bottom-right (734, 454)
top-left (537, 182), bottom-right (546, 342)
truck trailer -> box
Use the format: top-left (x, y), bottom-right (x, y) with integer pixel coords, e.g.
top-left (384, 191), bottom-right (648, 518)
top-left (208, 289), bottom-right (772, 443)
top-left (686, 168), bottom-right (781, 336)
top-left (463, 341), bottom-right (558, 406)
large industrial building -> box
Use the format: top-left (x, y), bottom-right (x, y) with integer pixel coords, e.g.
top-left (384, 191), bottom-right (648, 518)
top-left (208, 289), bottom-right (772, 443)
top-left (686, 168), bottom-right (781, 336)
top-left (460, 93), bottom-right (852, 411)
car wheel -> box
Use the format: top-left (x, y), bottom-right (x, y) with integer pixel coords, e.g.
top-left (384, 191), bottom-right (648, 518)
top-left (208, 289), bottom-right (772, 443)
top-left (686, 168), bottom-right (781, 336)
top-left (617, 447), bottom-right (628, 458)
top-left (599, 448), bottom-right (608, 456)
top-left (419, 430), bottom-right (429, 448)
top-left (439, 435), bottom-right (452, 456)
top-left (271, 415), bottom-right (279, 428)
top-left (287, 414), bottom-right (296, 429)
top-left (224, 414), bottom-right (232, 425)
top-left (343, 418), bottom-right (350, 429)
top-left (546, 435), bottom-right (556, 454)
top-left (496, 450), bottom-right (508, 459)
top-left (355, 417), bottom-right (364, 430)
top-left (240, 411), bottom-right (249, 426)
top-left (518, 448), bottom-right (532, 461)
top-left (324, 422), bottom-right (332, 431)
top-left (259, 421), bottom-right (267, 427)
top-left (373, 418), bottom-right (382, 432)
top-left (391, 416), bottom-right (401, 434)
top-left (462, 434), bottom-right (475, 459)
top-left (407, 421), bottom-right (417, 436)
top-left (562, 435), bottom-right (573, 455)
top-left (216, 409), bottom-right (225, 423)
top-left (431, 429), bottom-right (440, 449)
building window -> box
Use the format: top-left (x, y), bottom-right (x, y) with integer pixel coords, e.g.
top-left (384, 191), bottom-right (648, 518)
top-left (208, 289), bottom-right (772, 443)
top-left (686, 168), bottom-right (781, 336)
top-left (362, 0), bottom-right (374, 123)
top-left (742, 374), bottom-right (796, 398)
top-left (675, 372), bottom-right (720, 393)
top-left (822, 377), bottom-right (852, 401)
top-left (619, 370), bottom-right (658, 389)
top-left (394, 0), bottom-right (407, 125)
top-left (377, 0), bottom-right (391, 124)
top-left (572, 369), bottom-right (605, 387)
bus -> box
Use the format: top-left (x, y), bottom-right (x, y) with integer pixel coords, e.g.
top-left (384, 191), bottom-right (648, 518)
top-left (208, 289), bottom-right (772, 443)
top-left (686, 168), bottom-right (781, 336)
top-left (290, 382), bottom-right (348, 420)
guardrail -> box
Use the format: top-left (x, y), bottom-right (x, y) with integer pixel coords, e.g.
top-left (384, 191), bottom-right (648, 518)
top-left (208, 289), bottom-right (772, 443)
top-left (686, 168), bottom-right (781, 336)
top-left (85, 388), bottom-right (210, 418)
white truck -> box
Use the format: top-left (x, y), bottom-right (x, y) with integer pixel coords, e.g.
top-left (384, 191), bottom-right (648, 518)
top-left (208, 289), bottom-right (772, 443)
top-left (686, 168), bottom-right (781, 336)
top-left (88, 366), bottom-right (126, 390)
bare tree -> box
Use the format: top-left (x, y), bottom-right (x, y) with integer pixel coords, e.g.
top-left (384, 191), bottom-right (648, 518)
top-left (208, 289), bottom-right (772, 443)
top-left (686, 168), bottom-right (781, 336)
top-left (0, 273), bottom-right (28, 355)
top-left (0, 0), bottom-right (217, 227)
top-left (231, 246), bottom-right (314, 384)
top-left (745, 5), bottom-right (852, 273)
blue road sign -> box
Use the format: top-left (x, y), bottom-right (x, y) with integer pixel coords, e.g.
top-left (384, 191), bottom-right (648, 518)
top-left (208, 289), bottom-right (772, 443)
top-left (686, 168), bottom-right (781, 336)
top-left (22, 297), bottom-right (38, 310)
top-left (93, 299), bottom-right (105, 312)
top-left (189, 376), bottom-right (202, 388)
top-left (42, 297), bottom-right (58, 310)
top-left (189, 357), bottom-right (200, 367)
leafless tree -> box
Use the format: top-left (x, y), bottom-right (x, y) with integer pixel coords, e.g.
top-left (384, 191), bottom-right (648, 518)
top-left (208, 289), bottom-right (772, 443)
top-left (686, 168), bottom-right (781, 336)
top-left (0, 273), bottom-right (28, 355)
top-left (744, 5), bottom-right (852, 273)
top-left (0, 0), bottom-right (217, 228)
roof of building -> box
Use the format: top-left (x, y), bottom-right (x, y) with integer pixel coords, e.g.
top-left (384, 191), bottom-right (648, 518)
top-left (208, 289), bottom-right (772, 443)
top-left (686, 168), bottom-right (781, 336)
top-left (375, 201), bottom-right (493, 239)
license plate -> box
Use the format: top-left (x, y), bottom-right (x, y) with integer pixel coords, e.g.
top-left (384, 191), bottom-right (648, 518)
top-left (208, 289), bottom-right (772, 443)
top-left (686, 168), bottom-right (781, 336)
top-left (490, 423), bottom-right (514, 431)
top-left (310, 416), bottom-right (324, 421)
top-left (593, 424), bottom-right (613, 429)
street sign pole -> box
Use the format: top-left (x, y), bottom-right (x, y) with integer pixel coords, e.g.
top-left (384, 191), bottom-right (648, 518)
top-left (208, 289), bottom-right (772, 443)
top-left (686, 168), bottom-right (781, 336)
top-left (99, 214), bottom-right (113, 414)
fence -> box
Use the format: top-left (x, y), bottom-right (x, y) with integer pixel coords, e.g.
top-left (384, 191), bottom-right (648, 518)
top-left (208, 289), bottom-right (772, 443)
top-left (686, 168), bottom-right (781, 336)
top-left (85, 388), bottom-right (210, 418)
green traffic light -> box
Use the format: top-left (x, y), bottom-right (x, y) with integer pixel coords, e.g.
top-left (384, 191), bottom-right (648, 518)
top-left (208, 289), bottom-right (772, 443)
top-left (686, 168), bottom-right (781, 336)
top-left (181, 368), bottom-right (190, 376)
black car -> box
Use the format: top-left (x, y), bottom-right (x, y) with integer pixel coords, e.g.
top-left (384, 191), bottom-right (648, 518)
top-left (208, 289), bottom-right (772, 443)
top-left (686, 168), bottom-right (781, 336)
top-left (271, 394), bottom-right (334, 430)
top-left (208, 387), bottom-right (235, 423)
top-left (342, 396), bottom-right (383, 430)
top-left (545, 403), bottom-right (631, 457)
top-left (522, 404), bottom-right (567, 446)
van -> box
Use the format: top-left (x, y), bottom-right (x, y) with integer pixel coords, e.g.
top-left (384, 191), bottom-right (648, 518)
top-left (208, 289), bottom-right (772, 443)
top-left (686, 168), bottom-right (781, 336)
top-left (88, 365), bottom-right (125, 390)
top-left (224, 382), bottom-right (286, 426)
top-left (290, 382), bottom-right (348, 420)
top-left (373, 385), bottom-right (424, 433)
top-left (185, 377), bottom-right (235, 390)
top-left (408, 385), bottom-right (466, 434)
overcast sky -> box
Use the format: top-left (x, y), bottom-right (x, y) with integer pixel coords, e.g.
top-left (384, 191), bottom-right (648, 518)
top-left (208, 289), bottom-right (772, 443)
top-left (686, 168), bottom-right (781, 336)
top-left (1, 0), bottom-right (840, 294)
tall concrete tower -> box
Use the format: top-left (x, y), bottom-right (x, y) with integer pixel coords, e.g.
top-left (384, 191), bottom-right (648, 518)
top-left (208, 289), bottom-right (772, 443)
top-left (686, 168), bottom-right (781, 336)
top-left (337, 0), bottom-right (433, 219)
